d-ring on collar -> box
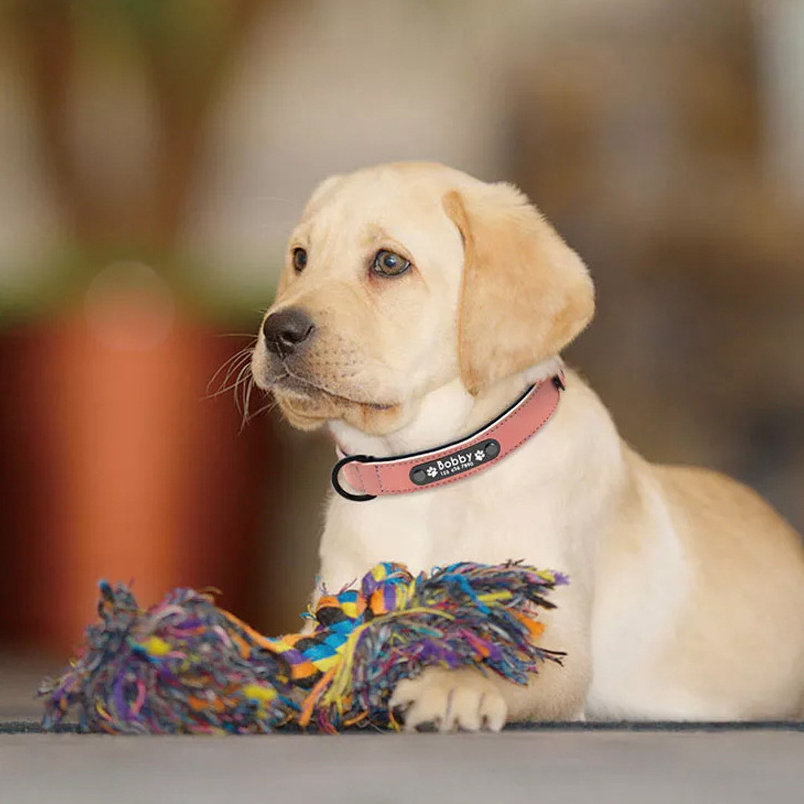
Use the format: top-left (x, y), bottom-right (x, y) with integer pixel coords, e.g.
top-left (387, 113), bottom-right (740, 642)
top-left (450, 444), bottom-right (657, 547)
top-left (331, 373), bottom-right (565, 501)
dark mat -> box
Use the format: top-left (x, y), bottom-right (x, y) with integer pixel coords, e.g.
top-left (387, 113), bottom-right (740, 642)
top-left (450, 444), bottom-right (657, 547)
top-left (3, 719), bottom-right (803, 734)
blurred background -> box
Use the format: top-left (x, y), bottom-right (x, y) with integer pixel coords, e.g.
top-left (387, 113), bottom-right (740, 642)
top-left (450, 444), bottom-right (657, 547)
top-left (1, 0), bottom-right (802, 717)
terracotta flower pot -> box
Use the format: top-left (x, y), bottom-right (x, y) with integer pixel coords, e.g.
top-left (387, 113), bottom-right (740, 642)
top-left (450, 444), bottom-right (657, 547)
top-left (0, 304), bottom-right (280, 655)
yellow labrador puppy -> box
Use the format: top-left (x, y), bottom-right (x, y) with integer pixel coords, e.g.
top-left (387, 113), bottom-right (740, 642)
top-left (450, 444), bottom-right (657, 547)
top-left (251, 162), bottom-right (804, 730)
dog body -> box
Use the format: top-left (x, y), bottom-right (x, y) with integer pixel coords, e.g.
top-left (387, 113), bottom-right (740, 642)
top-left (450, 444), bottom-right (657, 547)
top-left (252, 162), bottom-right (804, 729)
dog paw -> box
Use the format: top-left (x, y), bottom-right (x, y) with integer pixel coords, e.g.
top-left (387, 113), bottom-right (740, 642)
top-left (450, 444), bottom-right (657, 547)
top-left (389, 667), bottom-right (507, 733)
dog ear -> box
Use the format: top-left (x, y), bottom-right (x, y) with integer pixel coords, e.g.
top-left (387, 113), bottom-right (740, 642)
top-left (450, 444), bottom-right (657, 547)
top-left (443, 184), bottom-right (594, 395)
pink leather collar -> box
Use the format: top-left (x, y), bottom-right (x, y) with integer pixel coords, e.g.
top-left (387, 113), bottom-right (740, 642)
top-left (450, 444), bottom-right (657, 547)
top-left (331, 373), bottom-right (565, 501)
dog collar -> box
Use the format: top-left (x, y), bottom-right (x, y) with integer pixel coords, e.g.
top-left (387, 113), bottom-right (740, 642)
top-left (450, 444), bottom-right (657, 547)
top-left (331, 373), bottom-right (565, 501)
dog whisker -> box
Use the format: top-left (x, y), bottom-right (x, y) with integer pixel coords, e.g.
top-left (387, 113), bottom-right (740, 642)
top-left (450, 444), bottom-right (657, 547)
top-left (205, 353), bottom-right (253, 401)
top-left (240, 376), bottom-right (260, 432)
top-left (231, 362), bottom-right (254, 415)
top-left (206, 347), bottom-right (253, 395)
top-left (242, 397), bottom-right (278, 426)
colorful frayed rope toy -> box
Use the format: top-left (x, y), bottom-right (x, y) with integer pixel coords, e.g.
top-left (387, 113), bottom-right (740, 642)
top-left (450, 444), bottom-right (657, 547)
top-left (39, 561), bottom-right (567, 734)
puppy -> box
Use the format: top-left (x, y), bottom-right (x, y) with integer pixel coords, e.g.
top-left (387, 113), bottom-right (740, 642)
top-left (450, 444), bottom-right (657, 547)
top-left (251, 162), bottom-right (804, 730)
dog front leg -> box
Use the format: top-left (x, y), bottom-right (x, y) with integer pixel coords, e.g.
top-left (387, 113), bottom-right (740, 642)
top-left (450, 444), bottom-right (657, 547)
top-left (390, 611), bottom-right (592, 731)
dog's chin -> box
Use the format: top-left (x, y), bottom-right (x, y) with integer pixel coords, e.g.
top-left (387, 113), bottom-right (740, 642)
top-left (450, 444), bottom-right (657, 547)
top-left (273, 392), bottom-right (335, 431)
top-left (272, 383), bottom-right (405, 436)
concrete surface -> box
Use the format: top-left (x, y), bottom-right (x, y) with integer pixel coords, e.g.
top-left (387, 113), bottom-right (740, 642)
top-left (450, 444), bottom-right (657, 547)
top-left (2, 656), bottom-right (803, 803)
top-left (1, 729), bottom-right (802, 804)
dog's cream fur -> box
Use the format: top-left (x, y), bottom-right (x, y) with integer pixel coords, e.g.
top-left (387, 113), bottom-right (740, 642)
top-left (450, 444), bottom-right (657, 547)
top-left (252, 162), bottom-right (804, 730)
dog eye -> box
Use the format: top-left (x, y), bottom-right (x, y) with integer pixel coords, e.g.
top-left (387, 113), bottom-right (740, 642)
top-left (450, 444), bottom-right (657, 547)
top-left (373, 249), bottom-right (410, 277)
top-left (292, 248), bottom-right (307, 273)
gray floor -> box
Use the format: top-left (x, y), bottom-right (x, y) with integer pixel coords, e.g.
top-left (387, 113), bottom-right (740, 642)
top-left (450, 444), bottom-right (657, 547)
top-left (2, 655), bottom-right (803, 803)
top-left (0, 729), bottom-right (801, 804)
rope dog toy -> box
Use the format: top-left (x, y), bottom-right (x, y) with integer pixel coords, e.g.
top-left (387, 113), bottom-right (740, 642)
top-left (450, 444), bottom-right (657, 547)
top-left (39, 561), bottom-right (567, 734)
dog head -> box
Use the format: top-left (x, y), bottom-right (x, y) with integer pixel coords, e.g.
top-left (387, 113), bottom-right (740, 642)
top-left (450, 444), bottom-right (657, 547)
top-left (251, 162), bottom-right (594, 435)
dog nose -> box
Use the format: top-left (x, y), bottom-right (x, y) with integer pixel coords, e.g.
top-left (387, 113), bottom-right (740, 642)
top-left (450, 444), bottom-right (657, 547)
top-left (262, 308), bottom-right (316, 358)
